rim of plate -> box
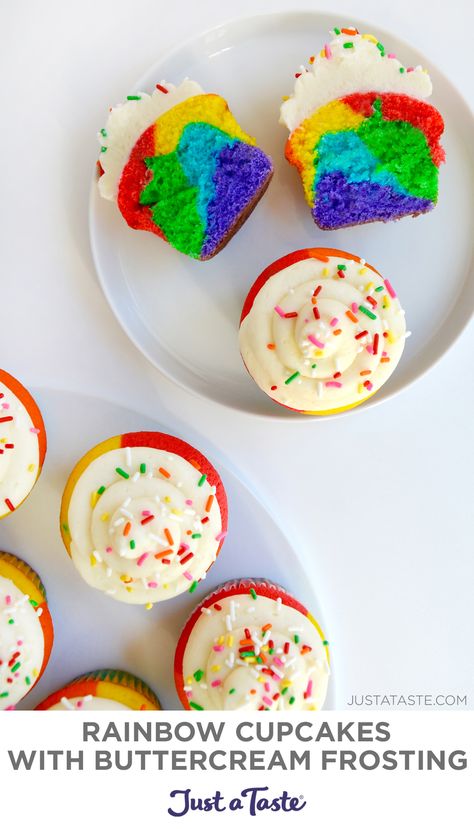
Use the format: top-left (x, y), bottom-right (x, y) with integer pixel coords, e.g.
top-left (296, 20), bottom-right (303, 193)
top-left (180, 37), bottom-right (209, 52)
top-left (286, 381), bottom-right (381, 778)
top-left (89, 10), bottom-right (474, 422)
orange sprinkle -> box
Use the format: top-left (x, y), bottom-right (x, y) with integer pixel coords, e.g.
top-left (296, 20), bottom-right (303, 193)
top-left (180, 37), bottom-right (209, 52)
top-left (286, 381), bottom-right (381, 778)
top-left (240, 638), bottom-right (254, 646)
top-left (309, 55), bottom-right (315, 64)
top-left (154, 549), bottom-right (172, 560)
top-left (267, 343), bottom-right (276, 350)
top-left (341, 27), bottom-right (358, 34)
top-left (381, 357), bottom-right (390, 363)
top-left (123, 521), bottom-right (131, 536)
top-left (205, 494), bottom-right (214, 513)
top-left (346, 310), bottom-right (358, 323)
top-left (333, 329), bottom-right (342, 336)
top-left (159, 467), bottom-right (171, 478)
top-left (360, 370), bottom-right (372, 376)
top-left (250, 689), bottom-right (257, 695)
top-left (189, 459), bottom-right (201, 471)
top-left (262, 623), bottom-right (272, 632)
top-left (164, 528), bottom-right (174, 546)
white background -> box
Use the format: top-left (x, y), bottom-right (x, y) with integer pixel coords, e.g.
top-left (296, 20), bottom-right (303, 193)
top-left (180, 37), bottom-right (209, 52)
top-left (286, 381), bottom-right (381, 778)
top-left (0, 0), bottom-right (473, 708)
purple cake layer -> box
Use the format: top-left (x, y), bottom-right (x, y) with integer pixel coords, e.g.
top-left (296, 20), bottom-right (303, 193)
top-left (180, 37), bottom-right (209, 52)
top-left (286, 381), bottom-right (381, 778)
top-left (201, 143), bottom-right (273, 258)
top-left (313, 171), bottom-right (433, 228)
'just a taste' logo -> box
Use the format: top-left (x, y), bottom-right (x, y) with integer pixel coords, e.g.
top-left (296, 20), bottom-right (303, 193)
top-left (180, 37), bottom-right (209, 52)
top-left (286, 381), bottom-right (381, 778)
top-left (168, 787), bottom-right (306, 817)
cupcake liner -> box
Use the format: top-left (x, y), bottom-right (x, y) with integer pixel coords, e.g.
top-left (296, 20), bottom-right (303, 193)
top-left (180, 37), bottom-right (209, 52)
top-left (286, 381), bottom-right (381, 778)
top-left (36, 668), bottom-right (161, 711)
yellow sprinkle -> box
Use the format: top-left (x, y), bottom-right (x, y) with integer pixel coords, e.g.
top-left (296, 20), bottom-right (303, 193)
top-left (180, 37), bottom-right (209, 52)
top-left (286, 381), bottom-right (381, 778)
top-left (126, 587), bottom-right (132, 593)
top-left (315, 350), bottom-right (324, 357)
top-left (164, 496), bottom-right (171, 504)
top-left (383, 297), bottom-right (391, 309)
top-left (120, 574), bottom-right (132, 583)
top-left (319, 48), bottom-right (325, 57)
top-left (90, 491), bottom-right (99, 508)
top-left (386, 331), bottom-right (396, 344)
top-left (218, 635), bottom-right (225, 645)
top-left (32, 668), bottom-right (39, 678)
top-left (308, 705), bottom-right (317, 710)
top-left (145, 602), bottom-right (153, 610)
top-left (101, 512), bottom-right (109, 522)
top-left (358, 384), bottom-right (364, 394)
top-left (163, 584), bottom-right (169, 589)
top-left (359, 267), bottom-right (367, 275)
top-left (226, 635), bottom-right (234, 647)
top-left (27, 464), bottom-right (36, 473)
top-left (186, 676), bottom-right (193, 685)
top-left (0, 438), bottom-right (5, 444)
top-left (281, 680), bottom-right (291, 689)
top-left (211, 665), bottom-right (221, 673)
top-left (257, 675), bottom-right (265, 683)
top-left (90, 554), bottom-right (97, 567)
top-left (362, 33), bottom-right (378, 43)
top-left (365, 282), bottom-right (374, 292)
top-left (171, 508), bottom-right (183, 516)
top-left (322, 267), bottom-right (329, 277)
top-left (282, 95), bottom-right (289, 101)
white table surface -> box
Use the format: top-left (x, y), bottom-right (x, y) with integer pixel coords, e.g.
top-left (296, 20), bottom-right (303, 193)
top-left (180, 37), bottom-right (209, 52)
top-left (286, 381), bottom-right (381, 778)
top-left (1, 0), bottom-right (472, 709)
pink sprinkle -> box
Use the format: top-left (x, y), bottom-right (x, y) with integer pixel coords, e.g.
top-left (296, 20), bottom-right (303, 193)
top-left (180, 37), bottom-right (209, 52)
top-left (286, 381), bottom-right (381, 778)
top-left (329, 317), bottom-right (339, 327)
top-left (382, 351), bottom-right (388, 357)
top-left (262, 696), bottom-right (273, 707)
top-left (366, 345), bottom-right (374, 354)
top-left (308, 334), bottom-right (325, 349)
top-left (17, 640), bottom-right (23, 646)
top-left (211, 679), bottom-right (222, 688)
top-left (274, 305), bottom-right (286, 318)
top-left (351, 302), bottom-right (359, 313)
top-left (273, 657), bottom-right (284, 668)
top-left (179, 543), bottom-right (190, 553)
top-left (304, 679), bottom-right (313, 700)
top-left (407, 66), bottom-right (414, 72)
top-left (215, 531), bottom-right (227, 542)
top-left (185, 499), bottom-right (193, 506)
top-left (30, 428), bottom-right (40, 434)
top-left (183, 571), bottom-right (193, 581)
top-left (5, 706), bottom-right (16, 711)
top-left (1, 403), bottom-right (9, 409)
top-left (136, 553), bottom-right (149, 567)
top-left (76, 700), bottom-right (84, 708)
top-left (387, 53), bottom-right (396, 58)
top-left (5, 595), bottom-right (11, 605)
top-left (324, 43), bottom-right (332, 59)
top-left (147, 581), bottom-right (158, 588)
top-left (105, 546), bottom-right (113, 554)
top-left (384, 278), bottom-right (397, 298)
top-left (365, 381), bottom-right (374, 391)
top-left (264, 682), bottom-right (271, 692)
top-left (185, 690), bottom-right (192, 699)
top-left (325, 381), bottom-right (342, 388)
top-left (213, 645), bottom-right (225, 652)
top-left (141, 510), bottom-right (151, 516)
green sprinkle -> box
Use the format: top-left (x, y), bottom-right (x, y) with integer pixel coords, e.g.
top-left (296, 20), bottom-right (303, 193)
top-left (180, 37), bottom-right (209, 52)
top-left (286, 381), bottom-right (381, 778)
top-left (294, 634), bottom-right (300, 644)
top-left (62, 523), bottom-right (70, 534)
top-left (29, 599), bottom-right (38, 607)
top-left (399, 67), bottom-right (405, 73)
top-left (289, 696), bottom-right (296, 705)
top-left (8, 618), bottom-right (14, 625)
top-left (0, 692), bottom-right (9, 698)
top-left (311, 363), bottom-right (317, 369)
top-left (229, 688), bottom-right (236, 695)
top-left (189, 581), bottom-right (198, 593)
top-left (333, 27), bottom-right (341, 34)
top-left (375, 285), bottom-right (384, 292)
top-left (115, 467), bottom-right (129, 479)
top-left (191, 533), bottom-right (202, 539)
top-left (140, 463), bottom-right (146, 474)
top-left (256, 656), bottom-right (263, 664)
top-left (197, 473), bottom-right (207, 487)
top-left (25, 676), bottom-right (31, 686)
top-left (100, 146), bottom-right (107, 153)
top-left (97, 485), bottom-right (106, 495)
top-left (376, 42), bottom-right (385, 55)
top-left (281, 686), bottom-right (289, 695)
top-left (189, 701), bottom-right (204, 710)
top-left (337, 263), bottom-right (347, 270)
top-left (249, 588), bottom-right (257, 600)
top-left (129, 540), bottom-right (136, 550)
top-left (193, 669), bottom-right (204, 682)
top-left (11, 662), bottom-right (21, 673)
top-left (100, 128), bottom-right (107, 137)
top-left (323, 639), bottom-right (329, 646)
top-left (127, 94), bottom-right (141, 100)
top-left (285, 371), bottom-right (300, 385)
top-left (240, 651), bottom-right (255, 658)
top-left (343, 42), bottom-right (354, 49)
top-left (269, 648), bottom-right (274, 655)
top-left (359, 305), bottom-right (377, 320)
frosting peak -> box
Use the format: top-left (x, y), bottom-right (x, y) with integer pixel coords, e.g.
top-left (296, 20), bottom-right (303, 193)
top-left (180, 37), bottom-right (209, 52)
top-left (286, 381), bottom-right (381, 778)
top-left (280, 29), bottom-right (432, 132)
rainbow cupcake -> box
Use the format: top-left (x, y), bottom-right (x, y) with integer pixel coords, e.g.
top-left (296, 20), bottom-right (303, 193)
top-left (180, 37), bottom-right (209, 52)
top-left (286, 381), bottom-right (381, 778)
top-left (280, 27), bottom-right (445, 229)
top-left (98, 80), bottom-right (273, 259)
top-left (0, 369), bottom-right (46, 518)
top-left (0, 551), bottom-right (54, 710)
top-left (60, 431), bottom-right (228, 605)
top-left (36, 669), bottom-right (161, 711)
top-left (174, 578), bottom-right (330, 711)
top-left (239, 248), bottom-right (407, 415)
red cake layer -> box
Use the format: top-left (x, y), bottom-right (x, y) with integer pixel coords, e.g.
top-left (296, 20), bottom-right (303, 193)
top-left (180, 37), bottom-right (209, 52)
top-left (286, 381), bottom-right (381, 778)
top-left (117, 125), bottom-right (166, 238)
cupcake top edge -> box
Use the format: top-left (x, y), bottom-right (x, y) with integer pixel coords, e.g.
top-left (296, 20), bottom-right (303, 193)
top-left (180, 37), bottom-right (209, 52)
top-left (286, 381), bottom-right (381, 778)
top-left (280, 28), bottom-right (433, 132)
top-left (97, 78), bottom-right (204, 201)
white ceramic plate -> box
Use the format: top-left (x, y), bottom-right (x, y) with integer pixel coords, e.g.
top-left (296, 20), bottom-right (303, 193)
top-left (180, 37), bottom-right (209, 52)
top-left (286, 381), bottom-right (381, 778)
top-left (0, 389), bottom-right (333, 710)
top-left (90, 11), bottom-right (474, 418)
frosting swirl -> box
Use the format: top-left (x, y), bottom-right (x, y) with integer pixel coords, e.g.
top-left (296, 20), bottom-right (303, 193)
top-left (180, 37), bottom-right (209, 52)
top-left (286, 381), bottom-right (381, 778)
top-left (239, 249), bottom-right (407, 414)
top-left (0, 375), bottom-right (44, 518)
top-left (62, 439), bottom-right (226, 604)
top-left (177, 581), bottom-right (330, 711)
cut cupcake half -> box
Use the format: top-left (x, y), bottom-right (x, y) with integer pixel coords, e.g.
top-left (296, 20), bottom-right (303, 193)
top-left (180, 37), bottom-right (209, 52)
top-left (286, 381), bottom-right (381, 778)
top-left (281, 28), bottom-right (445, 229)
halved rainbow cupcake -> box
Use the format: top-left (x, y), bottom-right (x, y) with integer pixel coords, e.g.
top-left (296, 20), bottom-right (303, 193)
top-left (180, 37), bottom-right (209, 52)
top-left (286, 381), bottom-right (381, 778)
top-left (98, 80), bottom-right (273, 259)
top-left (60, 431), bottom-right (228, 605)
top-left (36, 668), bottom-right (161, 711)
top-left (239, 248), bottom-right (407, 415)
top-left (175, 578), bottom-right (330, 711)
top-left (0, 551), bottom-right (54, 710)
top-left (281, 27), bottom-right (445, 228)
top-left (0, 369), bottom-right (46, 519)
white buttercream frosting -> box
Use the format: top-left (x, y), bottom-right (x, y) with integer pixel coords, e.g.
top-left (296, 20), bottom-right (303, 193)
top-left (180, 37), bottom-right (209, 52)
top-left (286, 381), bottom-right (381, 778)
top-left (0, 575), bottom-right (45, 709)
top-left (97, 79), bottom-right (204, 200)
top-left (239, 252), bottom-right (406, 413)
top-left (280, 30), bottom-right (432, 132)
top-left (180, 585), bottom-right (329, 711)
top-left (0, 380), bottom-right (40, 518)
top-left (66, 445), bottom-right (224, 604)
